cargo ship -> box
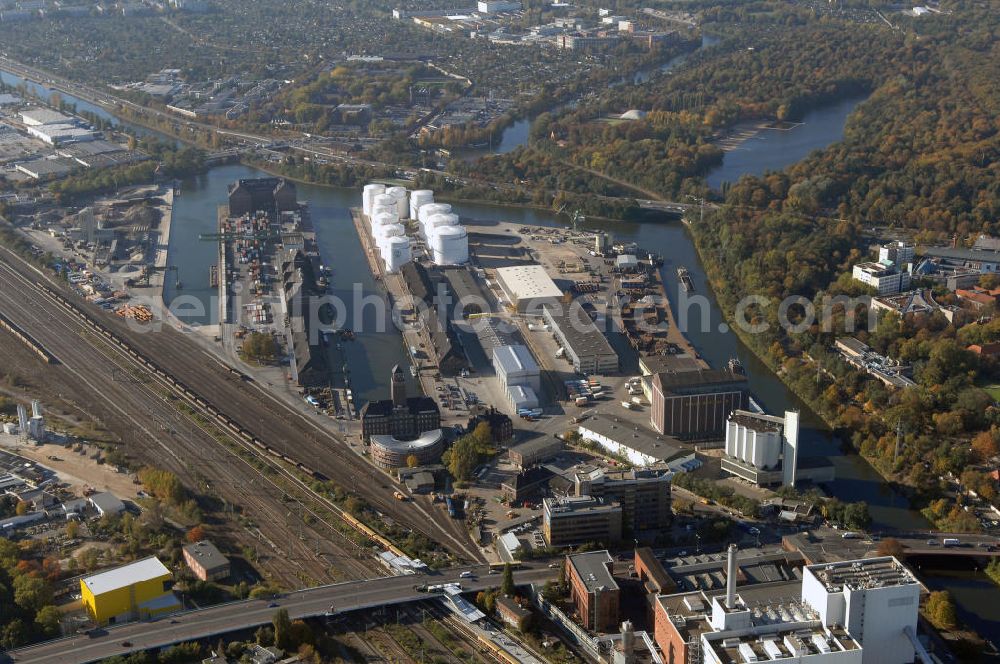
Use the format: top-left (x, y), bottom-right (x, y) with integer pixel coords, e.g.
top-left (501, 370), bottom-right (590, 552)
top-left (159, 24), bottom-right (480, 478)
top-left (209, 265), bottom-right (218, 288)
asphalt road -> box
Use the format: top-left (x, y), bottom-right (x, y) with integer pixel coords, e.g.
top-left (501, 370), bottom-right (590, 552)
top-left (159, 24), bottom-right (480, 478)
top-left (4, 565), bottom-right (555, 664)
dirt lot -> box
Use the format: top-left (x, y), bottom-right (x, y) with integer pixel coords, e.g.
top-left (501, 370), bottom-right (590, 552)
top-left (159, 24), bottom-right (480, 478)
top-left (0, 433), bottom-right (141, 500)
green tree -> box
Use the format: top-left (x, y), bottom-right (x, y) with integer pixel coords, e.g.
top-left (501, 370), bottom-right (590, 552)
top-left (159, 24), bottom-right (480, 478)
top-left (34, 605), bottom-right (62, 638)
top-left (272, 608), bottom-right (293, 651)
top-left (13, 574), bottom-right (53, 613)
top-left (925, 591), bottom-right (957, 630)
top-left (501, 563), bottom-right (515, 597)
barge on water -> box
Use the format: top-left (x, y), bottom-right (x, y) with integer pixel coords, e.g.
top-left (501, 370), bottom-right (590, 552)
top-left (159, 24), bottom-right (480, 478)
top-left (677, 266), bottom-right (695, 292)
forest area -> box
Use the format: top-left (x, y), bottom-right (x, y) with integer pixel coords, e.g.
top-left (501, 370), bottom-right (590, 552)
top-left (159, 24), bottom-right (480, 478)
top-left (455, 1), bottom-right (1000, 528)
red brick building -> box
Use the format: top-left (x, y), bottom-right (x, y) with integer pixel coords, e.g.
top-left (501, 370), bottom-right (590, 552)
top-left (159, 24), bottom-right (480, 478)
top-left (566, 550), bottom-right (619, 632)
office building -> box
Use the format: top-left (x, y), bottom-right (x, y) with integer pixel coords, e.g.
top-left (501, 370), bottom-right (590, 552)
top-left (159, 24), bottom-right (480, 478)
top-left (577, 413), bottom-right (698, 470)
top-left (878, 241), bottom-right (915, 269)
top-left (543, 303), bottom-right (619, 375)
top-left (81, 557), bottom-right (180, 625)
top-left (721, 410), bottom-right (802, 487)
top-left (566, 550), bottom-right (620, 632)
top-left (182, 540), bottom-right (231, 582)
top-left (921, 245), bottom-right (1000, 273)
top-left (369, 429), bottom-right (445, 469)
top-left (649, 369), bottom-right (749, 438)
top-left (573, 466), bottom-right (672, 534)
top-left (852, 262), bottom-right (910, 295)
top-left (495, 264), bottom-right (563, 312)
top-left (543, 495), bottom-right (622, 547)
top-left (360, 365), bottom-right (441, 440)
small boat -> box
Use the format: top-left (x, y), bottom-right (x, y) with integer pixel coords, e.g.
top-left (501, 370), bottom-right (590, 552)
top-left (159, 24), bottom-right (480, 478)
top-left (727, 357), bottom-right (745, 375)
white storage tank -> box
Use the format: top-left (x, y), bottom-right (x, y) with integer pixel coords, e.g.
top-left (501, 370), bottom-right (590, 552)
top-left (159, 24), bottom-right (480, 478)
top-left (363, 183), bottom-right (386, 216)
top-left (409, 190), bottom-right (434, 220)
top-left (432, 225), bottom-right (468, 265)
top-left (372, 213), bottom-right (398, 235)
top-left (376, 223), bottom-right (406, 250)
top-left (373, 194), bottom-right (397, 217)
top-left (425, 213), bottom-right (460, 240)
top-left (418, 203), bottom-right (452, 228)
top-left (386, 186), bottom-right (409, 220)
top-left (383, 236), bottom-right (411, 273)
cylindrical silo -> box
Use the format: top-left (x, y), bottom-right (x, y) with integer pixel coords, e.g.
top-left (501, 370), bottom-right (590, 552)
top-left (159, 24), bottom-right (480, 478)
top-left (763, 430), bottom-right (781, 469)
top-left (432, 225), bottom-right (468, 265)
top-left (383, 236), bottom-right (411, 273)
top-left (363, 183), bottom-right (385, 216)
top-left (387, 186), bottom-right (409, 220)
top-left (410, 190), bottom-right (434, 220)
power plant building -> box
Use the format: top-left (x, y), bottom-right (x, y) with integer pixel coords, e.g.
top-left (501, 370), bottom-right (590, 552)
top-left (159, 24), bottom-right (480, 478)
top-left (653, 549), bottom-right (922, 664)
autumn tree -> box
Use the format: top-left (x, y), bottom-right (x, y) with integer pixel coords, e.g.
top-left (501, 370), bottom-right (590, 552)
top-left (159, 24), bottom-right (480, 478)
top-left (925, 591), bottom-right (957, 630)
top-left (187, 525), bottom-right (206, 543)
top-left (876, 537), bottom-right (905, 558)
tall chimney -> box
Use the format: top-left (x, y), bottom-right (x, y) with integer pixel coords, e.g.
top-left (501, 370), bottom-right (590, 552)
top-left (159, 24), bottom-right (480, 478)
top-left (726, 544), bottom-right (738, 609)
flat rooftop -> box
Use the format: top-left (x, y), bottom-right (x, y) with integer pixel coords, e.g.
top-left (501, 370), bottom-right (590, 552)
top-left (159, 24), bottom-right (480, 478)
top-left (82, 557), bottom-right (170, 596)
top-left (729, 410), bottom-right (783, 433)
top-left (567, 549), bottom-right (618, 593)
top-left (806, 556), bottom-right (918, 591)
top-left (543, 303), bottom-right (617, 360)
top-left (579, 413), bottom-right (686, 462)
top-left (653, 368), bottom-right (748, 395)
top-left (493, 344), bottom-right (539, 376)
top-left (545, 494), bottom-right (619, 516)
top-left (182, 540), bottom-right (229, 571)
top-left (495, 264), bottom-right (562, 300)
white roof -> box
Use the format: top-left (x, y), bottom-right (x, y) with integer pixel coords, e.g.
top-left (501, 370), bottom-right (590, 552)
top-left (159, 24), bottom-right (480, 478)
top-left (493, 344), bottom-right (539, 377)
top-left (20, 108), bottom-right (73, 125)
top-left (508, 384), bottom-right (539, 409)
top-left (370, 428), bottom-right (444, 453)
top-left (495, 264), bottom-right (562, 301)
top-left (82, 557), bottom-right (171, 596)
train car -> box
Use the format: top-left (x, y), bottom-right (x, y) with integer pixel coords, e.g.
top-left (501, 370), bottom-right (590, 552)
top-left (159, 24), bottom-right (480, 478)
top-left (445, 496), bottom-right (457, 518)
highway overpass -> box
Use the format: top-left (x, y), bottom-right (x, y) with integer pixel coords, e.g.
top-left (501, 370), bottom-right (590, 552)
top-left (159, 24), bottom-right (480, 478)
top-left (4, 564), bottom-right (555, 664)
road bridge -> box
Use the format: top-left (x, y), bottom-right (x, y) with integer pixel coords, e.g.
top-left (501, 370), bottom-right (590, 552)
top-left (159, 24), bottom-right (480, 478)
top-left (3, 564), bottom-right (555, 664)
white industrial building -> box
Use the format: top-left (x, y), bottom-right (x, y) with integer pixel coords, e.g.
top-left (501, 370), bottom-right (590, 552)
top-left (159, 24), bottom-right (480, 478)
top-left (493, 344), bottom-right (541, 393)
top-left (25, 123), bottom-right (96, 145)
top-left (577, 413), bottom-right (698, 471)
top-left (477, 0), bottom-right (521, 12)
top-left (801, 557), bottom-right (922, 664)
top-left (20, 108), bottom-right (73, 126)
top-left (721, 410), bottom-right (800, 487)
top-left (507, 384), bottom-right (539, 412)
top-left (495, 264), bottom-right (563, 312)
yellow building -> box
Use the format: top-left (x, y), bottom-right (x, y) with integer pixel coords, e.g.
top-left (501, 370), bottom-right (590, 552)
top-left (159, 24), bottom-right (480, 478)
top-left (80, 556), bottom-right (180, 625)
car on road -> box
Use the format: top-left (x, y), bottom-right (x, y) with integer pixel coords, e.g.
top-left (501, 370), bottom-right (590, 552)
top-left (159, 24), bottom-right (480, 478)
top-left (121, 641), bottom-right (132, 648)
top-left (459, 571), bottom-right (473, 578)
top-left (267, 602), bottom-right (279, 608)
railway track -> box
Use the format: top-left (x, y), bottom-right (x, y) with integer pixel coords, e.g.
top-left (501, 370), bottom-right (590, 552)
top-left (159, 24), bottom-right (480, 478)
top-left (0, 245), bottom-right (482, 562)
top-left (0, 261), bottom-right (376, 585)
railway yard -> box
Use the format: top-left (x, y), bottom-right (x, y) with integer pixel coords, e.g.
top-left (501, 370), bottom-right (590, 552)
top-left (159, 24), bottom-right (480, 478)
top-left (0, 244), bottom-right (484, 588)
